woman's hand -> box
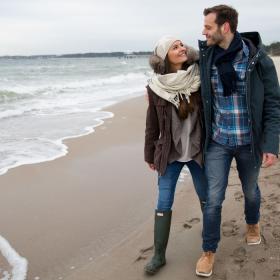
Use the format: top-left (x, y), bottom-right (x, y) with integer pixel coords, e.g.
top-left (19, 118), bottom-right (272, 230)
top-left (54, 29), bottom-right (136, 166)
top-left (147, 163), bottom-right (156, 171)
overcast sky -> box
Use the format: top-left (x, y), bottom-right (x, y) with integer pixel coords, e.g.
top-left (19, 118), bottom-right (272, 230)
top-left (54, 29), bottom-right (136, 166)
top-left (0, 0), bottom-right (279, 55)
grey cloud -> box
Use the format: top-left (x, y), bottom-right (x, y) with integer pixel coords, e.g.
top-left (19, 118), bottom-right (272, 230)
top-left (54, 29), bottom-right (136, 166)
top-left (0, 0), bottom-right (279, 55)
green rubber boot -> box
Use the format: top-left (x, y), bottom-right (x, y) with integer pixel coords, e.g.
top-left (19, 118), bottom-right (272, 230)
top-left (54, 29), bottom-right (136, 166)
top-left (144, 210), bottom-right (172, 275)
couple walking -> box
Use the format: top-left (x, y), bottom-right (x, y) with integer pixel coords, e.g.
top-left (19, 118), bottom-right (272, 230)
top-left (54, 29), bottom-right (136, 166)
top-left (144, 4), bottom-right (280, 277)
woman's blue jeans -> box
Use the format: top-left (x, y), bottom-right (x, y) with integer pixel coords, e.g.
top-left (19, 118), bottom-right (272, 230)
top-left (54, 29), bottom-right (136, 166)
top-left (202, 141), bottom-right (261, 252)
top-left (157, 160), bottom-right (207, 211)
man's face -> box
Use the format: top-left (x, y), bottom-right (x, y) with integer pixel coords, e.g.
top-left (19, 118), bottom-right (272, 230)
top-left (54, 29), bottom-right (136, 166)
top-left (202, 13), bottom-right (224, 46)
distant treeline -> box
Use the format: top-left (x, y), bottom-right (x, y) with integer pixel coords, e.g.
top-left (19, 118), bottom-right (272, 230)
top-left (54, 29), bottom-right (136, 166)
top-left (264, 42), bottom-right (280, 56)
top-left (0, 51), bottom-right (153, 59)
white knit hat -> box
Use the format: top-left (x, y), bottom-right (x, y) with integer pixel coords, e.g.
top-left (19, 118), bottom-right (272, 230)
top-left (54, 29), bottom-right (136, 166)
top-left (154, 35), bottom-right (180, 60)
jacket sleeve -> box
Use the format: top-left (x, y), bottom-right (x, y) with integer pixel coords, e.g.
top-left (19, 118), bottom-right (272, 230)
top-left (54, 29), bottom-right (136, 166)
top-left (259, 54), bottom-right (280, 155)
top-left (144, 87), bottom-right (160, 163)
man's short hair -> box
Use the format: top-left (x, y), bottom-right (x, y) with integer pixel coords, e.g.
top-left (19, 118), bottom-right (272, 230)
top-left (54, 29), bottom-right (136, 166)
top-left (203, 5), bottom-right (238, 33)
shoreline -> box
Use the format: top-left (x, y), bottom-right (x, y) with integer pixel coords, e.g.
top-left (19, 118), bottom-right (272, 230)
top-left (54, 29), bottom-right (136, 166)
top-left (0, 111), bottom-right (113, 177)
top-left (0, 95), bottom-right (160, 279)
top-left (0, 94), bottom-right (144, 177)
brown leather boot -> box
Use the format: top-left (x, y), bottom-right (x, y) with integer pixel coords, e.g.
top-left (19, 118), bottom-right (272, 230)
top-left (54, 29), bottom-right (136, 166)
top-left (196, 251), bottom-right (215, 277)
top-left (246, 223), bottom-right (261, 245)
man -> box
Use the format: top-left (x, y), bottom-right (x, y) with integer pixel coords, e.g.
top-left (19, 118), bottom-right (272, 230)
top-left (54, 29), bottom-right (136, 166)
top-left (196, 4), bottom-right (280, 277)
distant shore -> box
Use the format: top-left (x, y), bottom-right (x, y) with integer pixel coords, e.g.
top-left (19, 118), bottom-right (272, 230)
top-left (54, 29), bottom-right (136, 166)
top-left (1, 40), bottom-right (279, 59)
top-left (0, 52), bottom-right (152, 59)
top-left (1, 53), bottom-right (280, 59)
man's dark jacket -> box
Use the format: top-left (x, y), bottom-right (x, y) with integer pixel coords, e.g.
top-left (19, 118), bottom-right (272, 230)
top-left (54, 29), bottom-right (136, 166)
top-left (199, 31), bottom-right (280, 165)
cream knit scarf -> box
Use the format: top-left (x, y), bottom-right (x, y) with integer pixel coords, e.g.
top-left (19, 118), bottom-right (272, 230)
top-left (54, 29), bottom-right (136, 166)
top-left (148, 63), bottom-right (200, 108)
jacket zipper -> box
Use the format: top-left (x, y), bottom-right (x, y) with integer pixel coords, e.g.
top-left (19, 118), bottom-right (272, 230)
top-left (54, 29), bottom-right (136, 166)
top-left (245, 51), bottom-right (260, 167)
top-left (200, 49), bottom-right (211, 162)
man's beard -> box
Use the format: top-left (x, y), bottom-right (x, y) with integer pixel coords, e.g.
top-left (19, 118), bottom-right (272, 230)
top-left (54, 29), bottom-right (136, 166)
top-left (207, 30), bottom-right (223, 46)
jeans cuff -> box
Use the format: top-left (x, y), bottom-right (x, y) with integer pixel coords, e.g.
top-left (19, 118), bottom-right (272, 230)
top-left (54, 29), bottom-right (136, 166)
top-left (245, 216), bottom-right (260, 225)
top-left (202, 245), bottom-right (217, 253)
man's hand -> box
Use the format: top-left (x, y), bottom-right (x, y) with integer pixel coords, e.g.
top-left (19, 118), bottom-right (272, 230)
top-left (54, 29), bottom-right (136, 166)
top-left (147, 163), bottom-right (156, 171)
top-left (262, 153), bottom-right (277, 168)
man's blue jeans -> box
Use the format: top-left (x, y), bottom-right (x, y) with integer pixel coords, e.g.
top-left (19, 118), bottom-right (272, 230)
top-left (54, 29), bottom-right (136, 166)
top-left (202, 141), bottom-right (261, 252)
top-left (157, 160), bottom-right (207, 211)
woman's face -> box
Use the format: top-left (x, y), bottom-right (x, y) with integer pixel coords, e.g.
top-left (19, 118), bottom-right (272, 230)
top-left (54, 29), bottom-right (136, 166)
top-left (167, 40), bottom-right (188, 70)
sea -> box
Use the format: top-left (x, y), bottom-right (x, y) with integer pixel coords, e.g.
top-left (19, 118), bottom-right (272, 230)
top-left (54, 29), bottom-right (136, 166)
top-left (0, 56), bottom-right (151, 175)
top-left (1, 56), bottom-right (279, 177)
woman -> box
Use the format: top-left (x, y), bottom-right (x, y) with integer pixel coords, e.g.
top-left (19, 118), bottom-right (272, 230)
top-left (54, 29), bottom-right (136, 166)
top-left (144, 35), bottom-right (207, 274)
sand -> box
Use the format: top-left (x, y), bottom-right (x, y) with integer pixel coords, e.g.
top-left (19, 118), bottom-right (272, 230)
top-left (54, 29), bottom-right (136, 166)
top-left (0, 96), bottom-right (158, 279)
top-left (61, 159), bottom-right (280, 280)
top-left (0, 58), bottom-right (279, 280)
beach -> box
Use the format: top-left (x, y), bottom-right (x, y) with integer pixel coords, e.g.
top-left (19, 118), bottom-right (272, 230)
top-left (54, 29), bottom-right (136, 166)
top-left (0, 96), bottom-right (158, 279)
top-left (0, 58), bottom-right (279, 280)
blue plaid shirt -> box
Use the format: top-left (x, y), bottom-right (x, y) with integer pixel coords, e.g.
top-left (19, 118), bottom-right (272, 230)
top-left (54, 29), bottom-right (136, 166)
top-left (211, 41), bottom-right (251, 146)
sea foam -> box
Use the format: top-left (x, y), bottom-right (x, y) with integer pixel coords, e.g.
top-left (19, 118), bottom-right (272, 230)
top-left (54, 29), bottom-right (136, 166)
top-left (0, 56), bottom-right (150, 175)
top-left (0, 235), bottom-right (28, 280)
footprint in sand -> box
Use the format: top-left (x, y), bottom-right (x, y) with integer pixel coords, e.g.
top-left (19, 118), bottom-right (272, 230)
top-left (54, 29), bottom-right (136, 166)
top-left (256, 257), bottom-right (266, 264)
top-left (273, 269), bottom-right (280, 277)
top-left (264, 203), bottom-right (276, 211)
top-left (226, 268), bottom-right (255, 280)
top-left (272, 210), bottom-right (280, 216)
top-left (265, 196), bottom-right (280, 216)
top-left (264, 222), bottom-right (272, 228)
top-left (231, 246), bottom-right (248, 265)
top-left (268, 193), bottom-right (280, 203)
top-left (262, 213), bottom-right (272, 223)
top-left (183, 217), bottom-right (200, 229)
top-left (134, 245), bottom-right (154, 262)
top-left (234, 191), bottom-right (244, 201)
top-left (272, 225), bottom-right (280, 240)
top-left (222, 219), bottom-right (240, 237)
